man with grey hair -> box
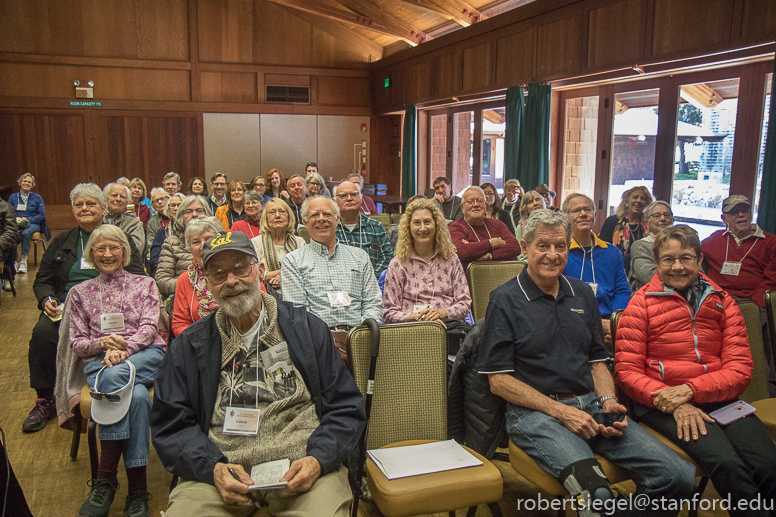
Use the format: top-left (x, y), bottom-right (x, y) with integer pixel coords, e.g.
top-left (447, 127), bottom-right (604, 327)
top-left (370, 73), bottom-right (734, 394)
top-left (152, 230), bottom-right (365, 517)
top-left (163, 172), bottom-right (182, 196)
top-left (628, 200), bottom-right (674, 293)
top-left (346, 173), bottom-right (378, 215)
top-left (479, 209), bottom-right (696, 515)
top-left (103, 182), bottom-right (145, 254)
top-left (334, 180), bottom-right (392, 278)
top-left (561, 192), bottom-right (630, 336)
top-left (284, 174), bottom-right (307, 227)
top-left (449, 186), bottom-right (520, 271)
top-left (502, 178), bottom-right (524, 229)
top-left (281, 196), bottom-right (382, 329)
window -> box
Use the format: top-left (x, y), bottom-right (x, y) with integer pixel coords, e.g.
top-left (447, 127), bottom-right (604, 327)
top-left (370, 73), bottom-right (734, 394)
top-left (452, 111), bottom-right (474, 195)
top-left (430, 114), bottom-right (448, 183)
top-left (562, 96), bottom-right (599, 200)
top-left (754, 73), bottom-right (772, 220)
top-left (481, 107), bottom-right (505, 190)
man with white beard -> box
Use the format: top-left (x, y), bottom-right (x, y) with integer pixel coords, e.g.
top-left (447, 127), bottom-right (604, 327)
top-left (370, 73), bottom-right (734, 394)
top-left (151, 230), bottom-right (365, 517)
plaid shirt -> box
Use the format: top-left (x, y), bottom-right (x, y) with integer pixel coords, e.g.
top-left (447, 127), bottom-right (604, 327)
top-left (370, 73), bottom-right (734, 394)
top-left (335, 215), bottom-right (393, 279)
top-left (281, 239), bottom-right (383, 327)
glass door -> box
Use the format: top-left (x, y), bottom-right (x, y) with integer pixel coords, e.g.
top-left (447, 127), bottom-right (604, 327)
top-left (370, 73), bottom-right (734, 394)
top-left (481, 107), bottom-right (505, 190)
top-left (754, 73), bottom-right (772, 219)
top-left (452, 111), bottom-right (474, 196)
top-left (670, 78), bottom-right (740, 239)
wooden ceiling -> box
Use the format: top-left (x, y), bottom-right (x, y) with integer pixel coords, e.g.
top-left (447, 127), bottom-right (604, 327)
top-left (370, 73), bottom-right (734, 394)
top-left (267, 0), bottom-right (532, 60)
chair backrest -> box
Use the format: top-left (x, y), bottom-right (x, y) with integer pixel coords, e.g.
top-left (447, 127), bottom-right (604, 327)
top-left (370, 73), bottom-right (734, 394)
top-left (390, 213), bottom-right (402, 225)
top-left (766, 289), bottom-right (776, 363)
top-left (297, 226), bottom-right (310, 244)
top-left (367, 213), bottom-right (391, 229)
top-left (736, 299), bottom-right (770, 403)
top-left (424, 188), bottom-right (435, 199)
top-left (348, 321), bottom-right (447, 450)
top-left (608, 310), bottom-right (624, 355)
top-left (468, 261), bottom-right (526, 320)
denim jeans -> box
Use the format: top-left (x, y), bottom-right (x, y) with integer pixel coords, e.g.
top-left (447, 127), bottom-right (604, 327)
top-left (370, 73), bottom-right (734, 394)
top-left (19, 224), bottom-right (40, 257)
top-left (507, 392), bottom-right (696, 516)
top-left (84, 345), bottom-right (165, 468)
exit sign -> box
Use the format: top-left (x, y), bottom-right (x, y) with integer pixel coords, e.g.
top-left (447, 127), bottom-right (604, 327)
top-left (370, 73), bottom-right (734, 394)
top-left (384, 78), bottom-right (390, 88)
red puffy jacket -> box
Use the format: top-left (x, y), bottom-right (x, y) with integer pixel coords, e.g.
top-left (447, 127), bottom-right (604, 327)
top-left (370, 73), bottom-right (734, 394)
top-left (615, 272), bottom-right (752, 407)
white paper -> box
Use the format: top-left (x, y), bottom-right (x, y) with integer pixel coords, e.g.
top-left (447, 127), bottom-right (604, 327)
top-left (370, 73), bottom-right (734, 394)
top-left (367, 439), bottom-right (482, 480)
top-left (248, 458), bottom-right (290, 490)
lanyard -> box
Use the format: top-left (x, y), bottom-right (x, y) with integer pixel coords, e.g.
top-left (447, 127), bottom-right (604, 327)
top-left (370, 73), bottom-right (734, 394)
top-left (725, 234), bottom-right (757, 263)
top-left (465, 221), bottom-right (493, 242)
top-left (338, 220), bottom-right (364, 249)
top-left (228, 328), bottom-right (261, 409)
top-left (574, 239), bottom-right (596, 284)
top-left (98, 275), bottom-right (127, 316)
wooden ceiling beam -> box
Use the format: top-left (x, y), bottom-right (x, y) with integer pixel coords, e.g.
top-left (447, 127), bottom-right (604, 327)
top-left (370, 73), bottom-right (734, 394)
top-left (395, 0), bottom-right (455, 21)
top-left (680, 83), bottom-right (723, 109)
top-left (428, 0), bottom-right (481, 26)
top-left (272, 2), bottom-right (384, 61)
top-left (615, 100), bottom-right (628, 115)
top-left (482, 109), bottom-right (504, 124)
top-left (337, 0), bottom-right (427, 45)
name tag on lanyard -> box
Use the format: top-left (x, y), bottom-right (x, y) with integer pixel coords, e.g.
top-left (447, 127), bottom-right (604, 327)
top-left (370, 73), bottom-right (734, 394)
top-left (17, 203), bottom-right (27, 212)
top-left (100, 313), bottom-right (125, 333)
top-left (223, 407), bottom-right (260, 435)
top-left (720, 261), bottom-right (741, 276)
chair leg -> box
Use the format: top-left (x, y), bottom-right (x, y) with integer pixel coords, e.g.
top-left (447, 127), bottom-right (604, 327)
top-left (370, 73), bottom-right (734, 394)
top-left (466, 505), bottom-right (478, 517)
top-left (33, 241), bottom-right (38, 268)
top-left (70, 410), bottom-right (82, 461)
top-left (449, 511), bottom-right (456, 517)
top-left (487, 502), bottom-right (503, 517)
top-left (688, 476), bottom-right (710, 517)
top-left (87, 419), bottom-right (99, 480)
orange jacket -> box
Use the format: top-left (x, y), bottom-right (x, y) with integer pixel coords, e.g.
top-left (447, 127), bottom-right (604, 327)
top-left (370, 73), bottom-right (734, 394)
top-left (615, 272), bottom-right (752, 406)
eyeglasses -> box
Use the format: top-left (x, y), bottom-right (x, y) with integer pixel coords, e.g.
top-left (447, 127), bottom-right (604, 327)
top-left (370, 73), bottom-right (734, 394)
top-left (184, 208), bottom-right (206, 216)
top-left (90, 391), bottom-right (121, 402)
top-left (463, 199), bottom-right (485, 206)
top-left (484, 193), bottom-right (496, 198)
top-left (648, 212), bottom-right (673, 220)
top-left (206, 260), bottom-right (256, 285)
top-left (307, 211), bottom-right (336, 220)
top-left (74, 201), bottom-right (99, 209)
top-left (308, 182), bottom-right (321, 186)
top-left (336, 193), bottom-right (359, 199)
top-left (569, 207), bottom-right (594, 215)
top-left (727, 208), bottom-right (751, 216)
top-left (658, 255), bottom-right (698, 267)
top-left (93, 245), bottom-right (122, 255)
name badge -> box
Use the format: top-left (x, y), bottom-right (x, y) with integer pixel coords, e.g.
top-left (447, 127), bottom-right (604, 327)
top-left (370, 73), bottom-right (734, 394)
top-left (327, 291), bottom-right (352, 307)
top-left (587, 282), bottom-right (598, 296)
top-left (100, 313), bottom-right (125, 333)
top-left (413, 304), bottom-right (431, 313)
top-left (720, 261), bottom-right (741, 276)
top-left (16, 203), bottom-right (27, 212)
top-left (223, 407), bottom-right (260, 435)
top-left (80, 257), bottom-right (96, 270)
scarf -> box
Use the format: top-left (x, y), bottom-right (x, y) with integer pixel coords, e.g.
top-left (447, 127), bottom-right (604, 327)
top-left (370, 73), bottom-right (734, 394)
top-left (262, 232), bottom-right (300, 272)
top-left (188, 262), bottom-right (219, 318)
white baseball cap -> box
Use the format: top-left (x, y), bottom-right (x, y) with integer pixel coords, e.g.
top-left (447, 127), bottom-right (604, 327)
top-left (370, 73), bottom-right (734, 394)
top-left (90, 360), bottom-right (136, 425)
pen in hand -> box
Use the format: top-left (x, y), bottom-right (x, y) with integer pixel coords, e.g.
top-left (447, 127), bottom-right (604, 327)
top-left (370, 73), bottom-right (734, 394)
top-left (227, 466), bottom-right (243, 483)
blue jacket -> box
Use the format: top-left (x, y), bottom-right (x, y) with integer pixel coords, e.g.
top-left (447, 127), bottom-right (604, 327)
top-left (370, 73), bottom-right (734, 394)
top-left (563, 233), bottom-right (631, 316)
top-left (9, 192), bottom-right (50, 239)
top-left (150, 300), bottom-right (366, 486)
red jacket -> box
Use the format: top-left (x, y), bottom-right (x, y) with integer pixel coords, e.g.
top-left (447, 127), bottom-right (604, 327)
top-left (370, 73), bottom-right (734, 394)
top-left (615, 272), bottom-right (752, 406)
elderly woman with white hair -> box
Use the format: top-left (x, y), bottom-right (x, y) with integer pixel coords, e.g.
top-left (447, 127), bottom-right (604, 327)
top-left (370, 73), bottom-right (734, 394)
top-left (627, 200), bottom-right (674, 293)
top-left (305, 172), bottom-right (330, 198)
top-left (23, 183), bottom-right (145, 435)
top-left (69, 224), bottom-right (165, 517)
top-left (250, 197), bottom-right (305, 293)
top-left (171, 216), bottom-right (224, 336)
top-left (102, 182), bottom-right (145, 255)
top-left (155, 195), bottom-right (213, 297)
top-left (9, 173), bottom-right (47, 274)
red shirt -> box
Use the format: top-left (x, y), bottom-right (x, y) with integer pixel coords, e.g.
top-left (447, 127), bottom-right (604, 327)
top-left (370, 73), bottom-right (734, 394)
top-left (448, 217), bottom-right (522, 271)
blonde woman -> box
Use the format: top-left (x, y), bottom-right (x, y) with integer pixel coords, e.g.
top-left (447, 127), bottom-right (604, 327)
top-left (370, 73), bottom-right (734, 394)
top-left (513, 190), bottom-right (546, 243)
top-left (250, 198), bottom-right (305, 292)
top-left (599, 185), bottom-right (654, 253)
top-left (383, 198), bottom-right (471, 324)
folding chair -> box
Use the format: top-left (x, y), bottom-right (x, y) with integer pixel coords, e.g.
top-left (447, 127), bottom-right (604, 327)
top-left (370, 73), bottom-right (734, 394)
top-left (366, 213), bottom-right (391, 230)
top-left (297, 226), bottom-right (311, 244)
top-left (348, 319), bottom-right (503, 517)
top-left (31, 231), bottom-right (48, 267)
top-left (467, 261), bottom-right (525, 320)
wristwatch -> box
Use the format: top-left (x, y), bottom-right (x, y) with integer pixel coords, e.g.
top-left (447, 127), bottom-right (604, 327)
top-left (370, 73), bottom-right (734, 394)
top-left (597, 395), bottom-right (617, 408)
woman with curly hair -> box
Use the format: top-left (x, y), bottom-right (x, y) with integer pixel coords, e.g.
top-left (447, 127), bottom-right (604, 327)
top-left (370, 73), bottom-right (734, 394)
top-left (265, 168), bottom-right (289, 199)
top-left (383, 198), bottom-right (471, 324)
top-left (599, 185), bottom-right (654, 253)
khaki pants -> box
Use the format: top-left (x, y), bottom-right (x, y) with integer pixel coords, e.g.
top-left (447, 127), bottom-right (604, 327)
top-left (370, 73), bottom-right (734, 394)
top-left (162, 466), bottom-right (351, 517)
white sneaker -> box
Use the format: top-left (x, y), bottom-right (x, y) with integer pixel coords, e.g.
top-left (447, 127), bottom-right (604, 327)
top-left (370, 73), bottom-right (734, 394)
top-left (17, 261), bottom-right (27, 274)
top-left (2, 280), bottom-right (10, 291)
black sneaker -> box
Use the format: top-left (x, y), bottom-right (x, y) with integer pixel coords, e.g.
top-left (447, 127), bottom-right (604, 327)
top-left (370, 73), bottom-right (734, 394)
top-left (79, 479), bottom-right (118, 517)
top-left (124, 491), bottom-right (151, 517)
top-left (22, 398), bottom-right (54, 433)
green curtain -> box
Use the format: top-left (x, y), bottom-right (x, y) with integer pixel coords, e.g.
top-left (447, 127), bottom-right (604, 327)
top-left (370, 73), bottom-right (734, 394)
top-left (504, 86), bottom-right (525, 182)
top-left (756, 62), bottom-right (776, 233)
top-left (518, 83), bottom-right (552, 190)
top-left (401, 104), bottom-right (417, 199)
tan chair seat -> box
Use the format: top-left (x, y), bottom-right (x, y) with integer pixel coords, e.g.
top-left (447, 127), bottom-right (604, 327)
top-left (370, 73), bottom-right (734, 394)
top-left (80, 383), bottom-right (154, 420)
top-left (639, 424), bottom-right (704, 476)
top-left (366, 439), bottom-right (503, 517)
top-left (751, 398), bottom-right (776, 441)
top-left (508, 440), bottom-right (629, 496)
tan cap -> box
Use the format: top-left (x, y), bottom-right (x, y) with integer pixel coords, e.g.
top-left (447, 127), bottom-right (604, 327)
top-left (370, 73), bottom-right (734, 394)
top-left (722, 195), bottom-right (751, 213)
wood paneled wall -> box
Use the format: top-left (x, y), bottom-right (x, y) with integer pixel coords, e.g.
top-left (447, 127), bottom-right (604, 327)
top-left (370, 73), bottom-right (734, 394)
top-left (371, 0), bottom-right (776, 114)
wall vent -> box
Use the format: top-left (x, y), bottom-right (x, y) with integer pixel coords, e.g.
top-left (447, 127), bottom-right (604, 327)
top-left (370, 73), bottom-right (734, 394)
top-left (265, 85), bottom-right (310, 104)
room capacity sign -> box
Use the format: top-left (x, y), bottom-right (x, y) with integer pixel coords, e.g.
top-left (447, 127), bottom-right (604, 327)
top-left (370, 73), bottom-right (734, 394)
top-left (69, 101), bottom-right (102, 107)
